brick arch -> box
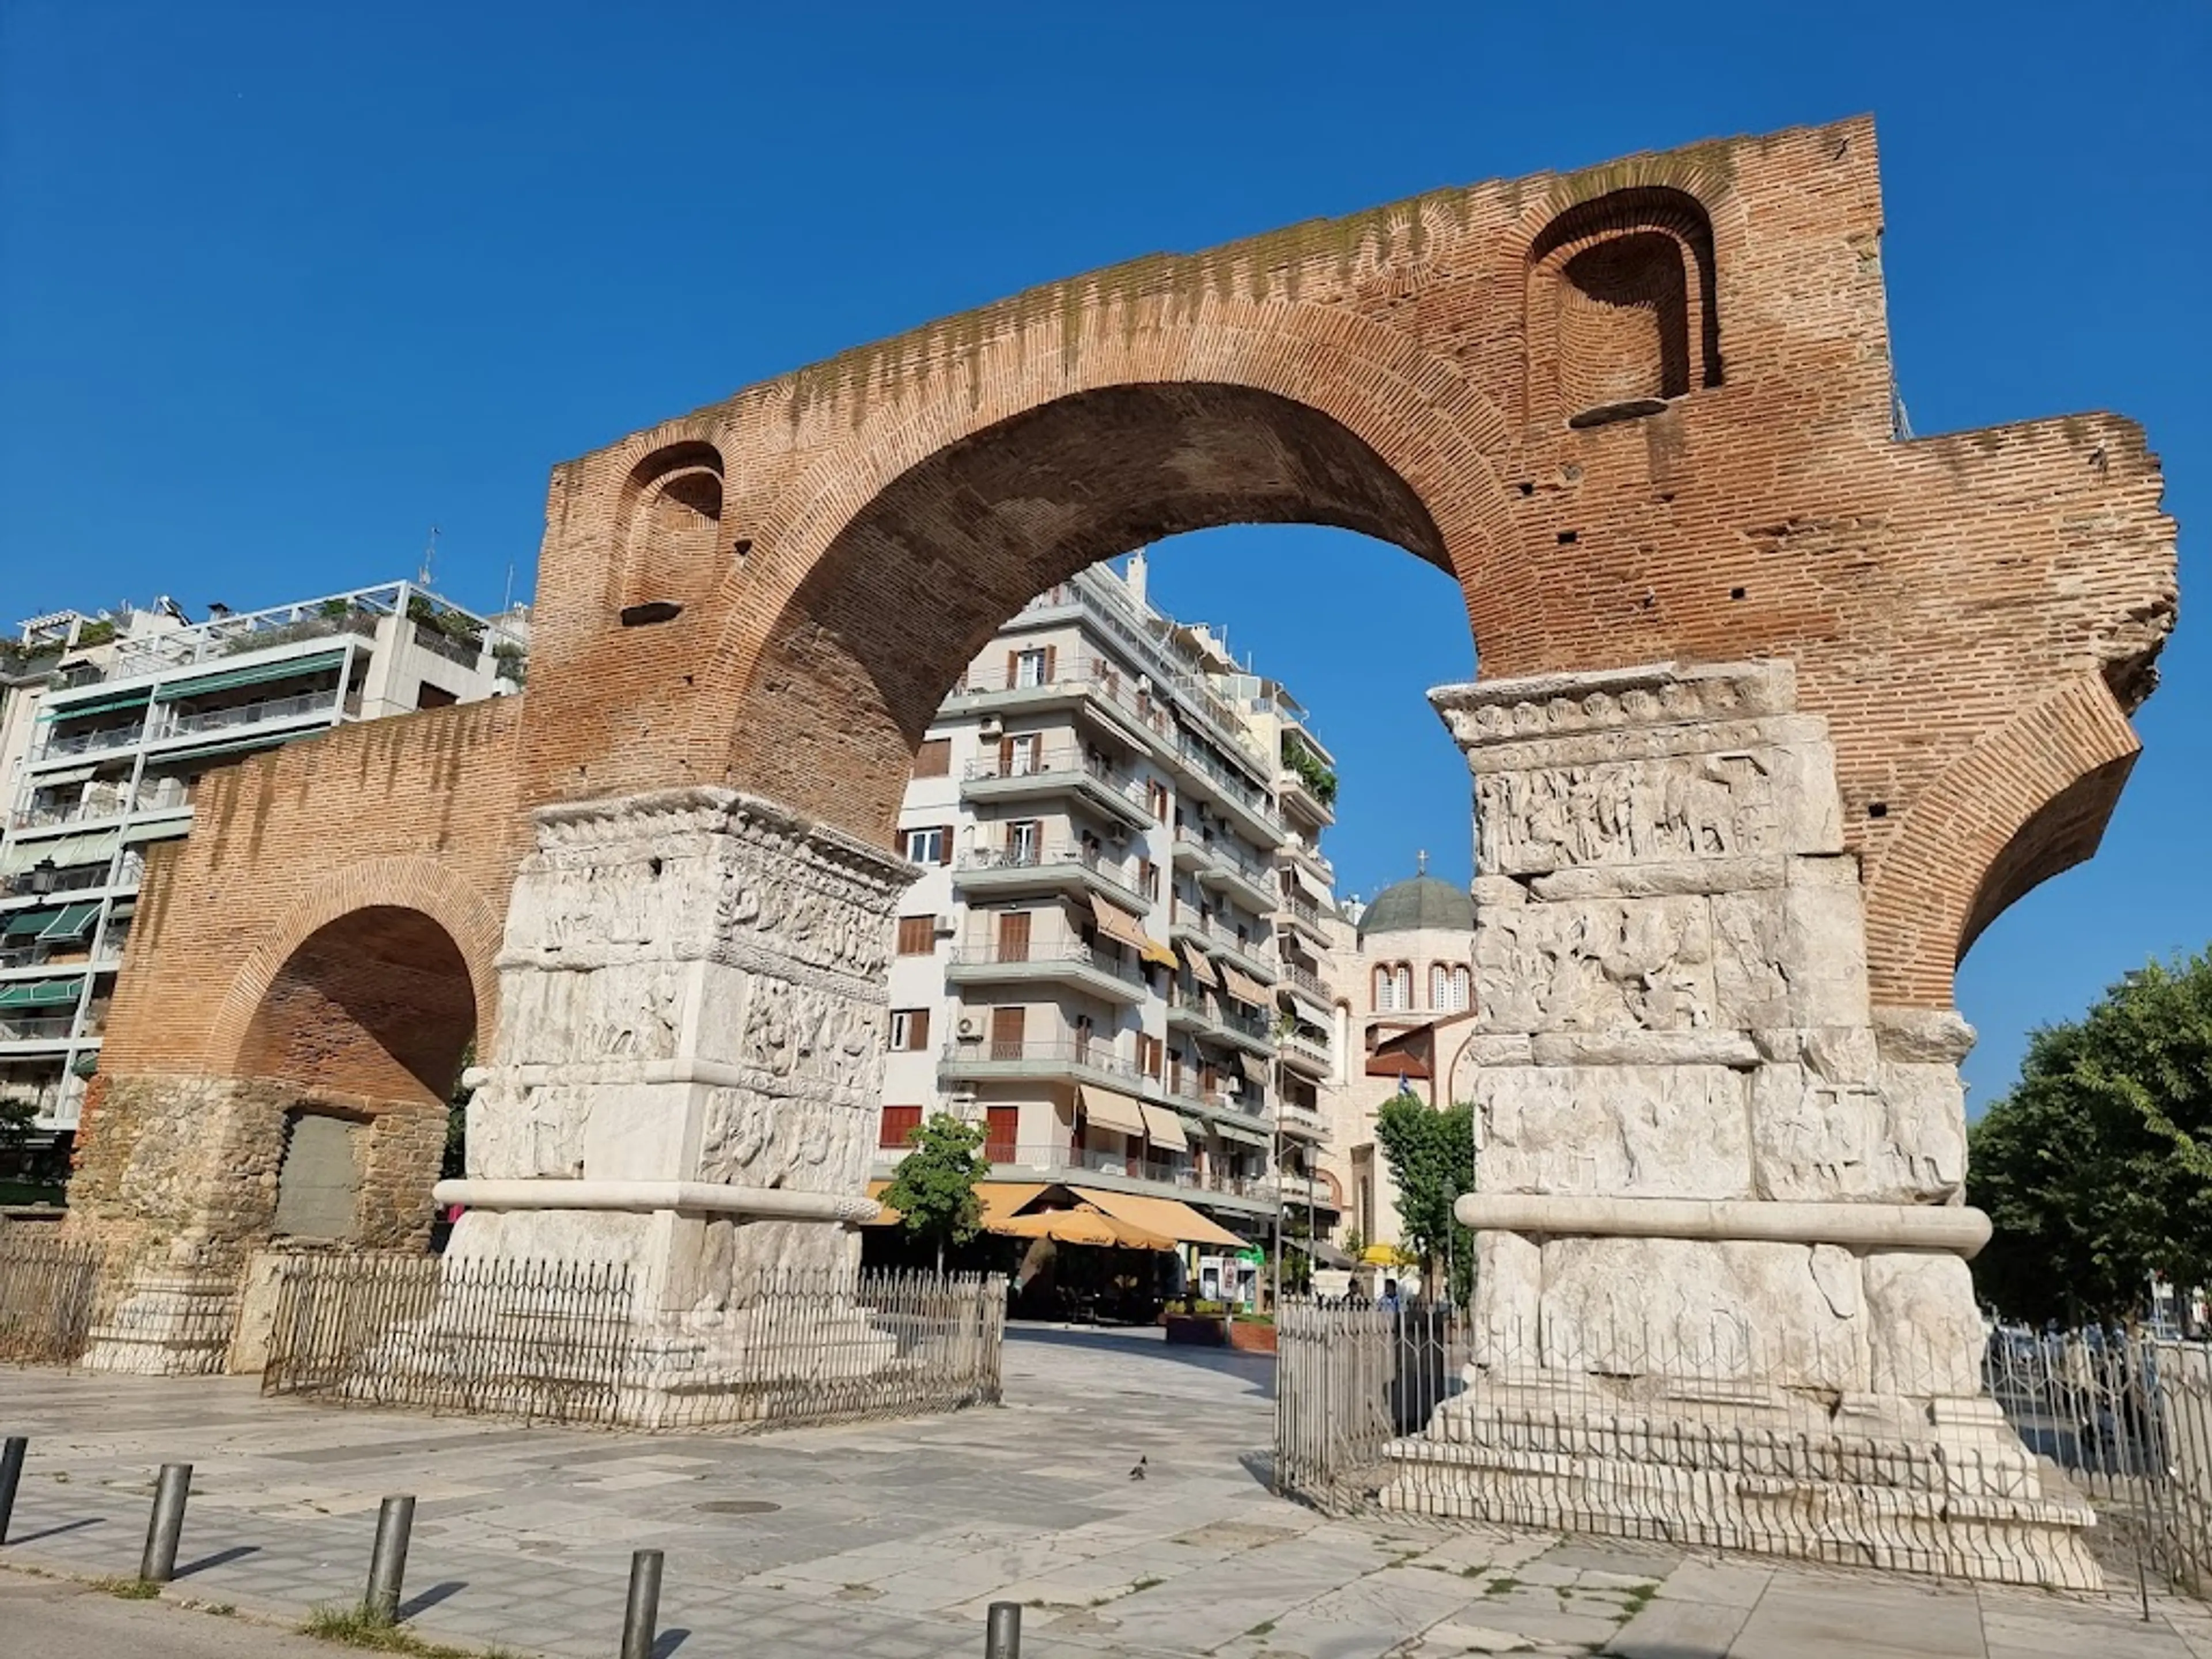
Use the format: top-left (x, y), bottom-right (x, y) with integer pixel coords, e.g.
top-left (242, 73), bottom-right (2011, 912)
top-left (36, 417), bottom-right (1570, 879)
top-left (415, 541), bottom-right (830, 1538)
top-left (1861, 674), bottom-right (2143, 1010)
top-left (695, 298), bottom-right (1521, 840)
top-left (205, 855), bottom-right (505, 1090)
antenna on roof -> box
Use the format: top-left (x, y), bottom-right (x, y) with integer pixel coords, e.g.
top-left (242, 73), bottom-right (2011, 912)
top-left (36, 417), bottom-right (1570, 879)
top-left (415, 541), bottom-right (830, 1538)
top-left (419, 525), bottom-right (440, 588)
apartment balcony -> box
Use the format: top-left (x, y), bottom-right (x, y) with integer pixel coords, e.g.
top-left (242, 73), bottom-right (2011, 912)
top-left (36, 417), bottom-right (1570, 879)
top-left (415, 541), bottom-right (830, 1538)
top-left (1279, 961), bottom-right (1333, 1016)
top-left (945, 940), bottom-right (1146, 1006)
top-left (1278, 1027), bottom-right (1333, 1078)
top-left (1276, 767), bottom-right (1337, 830)
top-left (1170, 736), bottom-right (1282, 842)
top-left (0, 1012), bottom-right (96, 1051)
top-left (938, 1037), bottom-right (1146, 1094)
top-left (1197, 842), bottom-right (1279, 915)
top-left (1279, 890), bottom-right (1335, 945)
top-left (960, 749), bottom-right (1152, 831)
top-left (884, 1138), bottom-right (1281, 1221)
top-left (12, 779), bottom-right (191, 838)
top-left (1275, 1100), bottom-right (1331, 1142)
top-left (1284, 840), bottom-right (1336, 891)
top-left (1165, 988), bottom-right (1273, 1058)
top-left (1169, 825), bottom-right (1214, 878)
top-left (147, 688), bottom-right (343, 752)
top-left (951, 843), bottom-right (1147, 907)
top-left (1257, 1170), bottom-right (1335, 1210)
top-left (0, 852), bottom-right (139, 906)
top-left (944, 656), bottom-right (1175, 756)
top-left (29, 723), bottom-right (145, 767)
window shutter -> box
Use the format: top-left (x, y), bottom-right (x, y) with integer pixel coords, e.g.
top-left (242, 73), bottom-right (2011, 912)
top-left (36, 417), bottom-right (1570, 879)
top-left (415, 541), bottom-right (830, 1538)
top-left (937, 825), bottom-right (953, 865)
top-left (1005, 651), bottom-right (1019, 691)
top-left (911, 1007), bottom-right (930, 1050)
top-left (1043, 644), bottom-right (1058, 681)
top-left (998, 735), bottom-right (1013, 774)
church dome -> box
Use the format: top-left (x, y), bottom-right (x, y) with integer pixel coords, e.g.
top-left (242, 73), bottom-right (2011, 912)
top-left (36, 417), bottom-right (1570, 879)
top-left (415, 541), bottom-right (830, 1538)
top-left (1358, 872), bottom-right (1473, 938)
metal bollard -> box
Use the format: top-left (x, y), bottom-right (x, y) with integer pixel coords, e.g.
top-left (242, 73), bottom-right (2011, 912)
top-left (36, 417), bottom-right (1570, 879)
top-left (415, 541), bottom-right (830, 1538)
top-left (364, 1494), bottom-right (415, 1625)
top-left (139, 1463), bottom-right (191, 1584)
top-left (619, 1548), bottom-right (663, 1659)
top-left (986, 1599), bottom-right (1022, 1658)
top-left (0, 1437), bottom-right (25, 1546)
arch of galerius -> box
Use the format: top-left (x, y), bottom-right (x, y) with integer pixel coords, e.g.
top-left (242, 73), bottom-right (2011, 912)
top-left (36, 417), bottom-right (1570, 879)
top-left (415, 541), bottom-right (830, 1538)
top-left (62, 116), bottom-right (2175, 1582)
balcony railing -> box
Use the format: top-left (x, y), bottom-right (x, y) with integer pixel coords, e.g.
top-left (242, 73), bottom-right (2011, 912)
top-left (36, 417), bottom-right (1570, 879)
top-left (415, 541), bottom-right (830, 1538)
top-left (1282, 963), bottom-right (1331, 1003)
top-left (0, 1014), bottom-right (80, 1043)
top-left (963, 748), bottom-right (1147, 811)
top-left (953, 843), bottom-right (1146, 903)
top-left (32, 723), bottom-right (145, 763)
top-left (939, 1037), bottom-right (1145, 1085)
top-left (12, 778), bottom-right (190, 832)
top-left (946, 939), bottom-right (1144, 987)
top-left (0, 857), bottom-right (129, 902)
top-left (1283, 892), bottom-right (1331, 929)
top-left (411, 620), bottom-right (483, 669)
top-left (154, 689), bottom-right (340, 742)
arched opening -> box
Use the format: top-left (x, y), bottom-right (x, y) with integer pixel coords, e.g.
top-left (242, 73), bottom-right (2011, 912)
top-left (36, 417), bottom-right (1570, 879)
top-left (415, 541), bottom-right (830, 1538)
top-left (726, 382), bottom-right (1451, 844)
top-left (614, 439), bottom-right (726, 620)
top-left (237, 906), bottom-right (478, 1248)
top-left (1524, 187), bottom-right (1721, 431)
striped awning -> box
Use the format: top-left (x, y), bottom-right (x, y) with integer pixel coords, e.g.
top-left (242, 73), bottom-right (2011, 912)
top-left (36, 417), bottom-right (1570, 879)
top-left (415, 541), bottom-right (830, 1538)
top-left (1077, 1084), bottom-right (1147, 1139)
top-left (160, 650), bottom-right (345, 701)
top-left (1219, 964), bottom-right (1272, 1008)
top-left (1138, 1101), bottom-right (1190, 1152)
top-left (1086, 897), bottom-right (1176, 969)
top-left (1179, 942), bottom-right (1221, 988)
top-left (0, 830), bottom-right (117, 876)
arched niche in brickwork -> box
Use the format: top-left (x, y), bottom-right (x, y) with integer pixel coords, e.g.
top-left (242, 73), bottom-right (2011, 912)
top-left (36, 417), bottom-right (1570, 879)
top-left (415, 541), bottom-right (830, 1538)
top-left (612, 439), bottom-right (726, 620)
top-left (234, 906), bottom-right (479, 1105)
top-left (1524, 187), bottom-right (1721, 431)
top-left (717, 380), bottom-right (1459, 844)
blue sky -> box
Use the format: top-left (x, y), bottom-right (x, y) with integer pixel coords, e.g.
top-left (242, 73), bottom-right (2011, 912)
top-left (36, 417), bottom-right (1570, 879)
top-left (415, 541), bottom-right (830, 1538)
top-left (2, 2), bottom-right (2205, 1105)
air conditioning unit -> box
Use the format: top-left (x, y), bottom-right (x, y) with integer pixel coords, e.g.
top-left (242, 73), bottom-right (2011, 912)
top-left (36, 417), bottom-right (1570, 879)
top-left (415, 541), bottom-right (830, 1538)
top-left (956, 1015), bottom-right (983, 1041)
top-left (933, 914), bottom-right (958, 937)
top-left (978, 716), bottom-right (1003, 741)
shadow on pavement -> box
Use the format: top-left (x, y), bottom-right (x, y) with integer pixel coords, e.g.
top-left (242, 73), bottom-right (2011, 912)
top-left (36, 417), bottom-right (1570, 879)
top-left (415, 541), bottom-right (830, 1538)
top-left (1006, 1323), bottom-right (1277, 1396)
top-left (397, 1581), bottom-right (467, 1619)
top-left (175, 1544), bottom-right (260, 1577)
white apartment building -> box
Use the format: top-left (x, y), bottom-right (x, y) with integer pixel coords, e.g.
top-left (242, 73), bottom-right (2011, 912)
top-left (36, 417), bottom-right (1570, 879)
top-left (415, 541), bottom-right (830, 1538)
top-left (873, 555), bottom-right (1344, 1283)
top-left (0, 582), bottom-right (528, 1136)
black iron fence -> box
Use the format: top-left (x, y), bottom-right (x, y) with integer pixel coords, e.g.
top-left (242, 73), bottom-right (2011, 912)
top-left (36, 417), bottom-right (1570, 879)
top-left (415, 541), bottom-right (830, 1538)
top-left (260, 1252), bottom-right (1006, 1431)
top-left (0, 1225), bottom-right (99, 1365)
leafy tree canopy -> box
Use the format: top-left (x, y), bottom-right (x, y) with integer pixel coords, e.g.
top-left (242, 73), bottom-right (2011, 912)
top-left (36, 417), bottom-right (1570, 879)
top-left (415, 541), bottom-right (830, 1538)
top-left (880, 1112), bottom-right (991, 1274)
top-left (1969, 949), bottom-right (2212, 1325)
top-left (1373, 1090), bottom-right (1475, 1301)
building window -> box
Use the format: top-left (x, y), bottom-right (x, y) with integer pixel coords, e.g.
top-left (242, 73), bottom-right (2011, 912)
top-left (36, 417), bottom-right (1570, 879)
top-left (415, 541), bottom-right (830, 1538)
top-left (1138, 1034), bottom-right (1163, 1080)
top-left (1003, 732), bottom-right (1041, 776)
top-left (1374, 963), bottom-right (1410, 1013)
top-left (896, 915), bottom-right (936, 956)
top-left (880, 1105), bottom-right (924, 1149)
top-left (1147, 781), bottom-right (1170, 822)
top-left (904, 825), bottom-right (949, 865)
top-left (912, 737), bottom-right (951, 778)
top-left (1013, 648), bottom-right (1049, 689)
top-left (1442, 965), bottom-right (1471, 1012)
top-left (416, 682), bottom-right (457, 711)
top-left (890, 1008), bottom-right (930, 1051)
top-left (1139, 859), bottom-right (1159, 901)
top-left (1006, 819), bottom-right (1041, 862)
top-left (984, 1105), bottom-right (1018, 1163)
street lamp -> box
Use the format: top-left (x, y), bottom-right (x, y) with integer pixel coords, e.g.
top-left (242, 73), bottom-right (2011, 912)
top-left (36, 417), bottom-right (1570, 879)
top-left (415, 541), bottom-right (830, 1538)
top-left (25, 858), bottom-right (58, 898)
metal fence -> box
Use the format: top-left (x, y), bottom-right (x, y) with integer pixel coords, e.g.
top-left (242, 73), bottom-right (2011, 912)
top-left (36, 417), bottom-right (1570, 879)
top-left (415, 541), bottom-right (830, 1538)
top-left (261, 1252), bottom-right (1006, 1431)
top-left (0, 1225), bottom-right (100, 1364)
top-left (1275, 1298), bottom-right (2212, 1598)
top-left (1986, 1324), bottom-right (2212, 1600)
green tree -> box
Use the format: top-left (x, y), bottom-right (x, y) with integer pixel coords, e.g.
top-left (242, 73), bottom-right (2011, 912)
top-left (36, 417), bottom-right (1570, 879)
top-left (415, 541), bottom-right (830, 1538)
top-left (880, 1113), bottom-right (991, 1276)
top-left (1373, 1090), bottom-right (1476, 1302)
top-left (1969, 949), bottom-right (2212, 1325)
top-left (0, 1097), bottom-right (36, 1158)
top-left (442, 1041), bottom-right (475, 1182)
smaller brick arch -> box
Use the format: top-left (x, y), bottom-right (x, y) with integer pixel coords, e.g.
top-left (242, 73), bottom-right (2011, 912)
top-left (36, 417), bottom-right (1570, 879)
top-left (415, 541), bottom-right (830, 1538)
top-left (1523, 186), bottom-right (1722, 430)
top-left (206, 855), bottom-right (505, 1093)
top-left (611, 438), bottom-right (727, 619)
top-left (1862, 674), bottom-right (2142, 1009)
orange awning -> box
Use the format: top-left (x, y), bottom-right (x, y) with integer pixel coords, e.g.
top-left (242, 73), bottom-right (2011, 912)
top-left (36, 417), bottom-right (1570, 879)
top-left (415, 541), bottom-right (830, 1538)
top-left (995, 1203), bottom-right (1174, 1252)
top-left (1180, 943), bottom-right (1221, 988)
top-left (1219, 964), bottom-right (1272, 1007)
top-left (1088, 896), bottom-right (1178, 969)
top-left (1071, 1187), bottom-right (1249, 1250)
top-left (865, 1179), bottom-right (1049, 1229)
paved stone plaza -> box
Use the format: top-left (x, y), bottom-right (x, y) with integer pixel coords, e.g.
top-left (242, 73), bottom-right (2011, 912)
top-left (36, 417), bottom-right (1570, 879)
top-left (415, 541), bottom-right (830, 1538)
top-left (1, 1327), bottom-right (2204, 1658)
